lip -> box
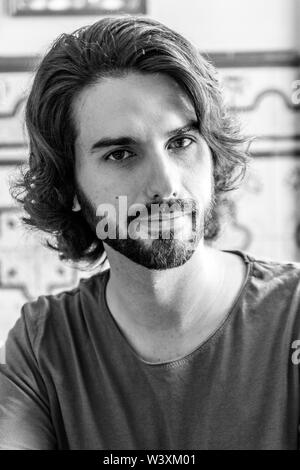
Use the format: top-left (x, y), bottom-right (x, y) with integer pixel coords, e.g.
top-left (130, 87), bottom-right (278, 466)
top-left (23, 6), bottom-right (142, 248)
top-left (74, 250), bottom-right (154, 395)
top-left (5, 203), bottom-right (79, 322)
top-left (137, 217), bottom-right (188, 238)
top-left (139, 212), bottom-right (192, 223)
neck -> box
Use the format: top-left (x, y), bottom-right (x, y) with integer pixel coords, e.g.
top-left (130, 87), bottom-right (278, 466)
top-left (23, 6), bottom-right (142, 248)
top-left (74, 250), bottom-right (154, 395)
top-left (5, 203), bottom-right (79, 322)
top-left (105, 241), bottom-right (226, 333)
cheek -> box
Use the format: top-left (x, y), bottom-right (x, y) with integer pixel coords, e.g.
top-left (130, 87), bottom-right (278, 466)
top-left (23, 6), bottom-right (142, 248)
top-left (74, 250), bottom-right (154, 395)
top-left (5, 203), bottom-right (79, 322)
top-left (184, 156), bottom-right (213, 198)
top-left (77, 159), bottom-right (141, 200)
top-left (76, 163), bottom-right (116, 205)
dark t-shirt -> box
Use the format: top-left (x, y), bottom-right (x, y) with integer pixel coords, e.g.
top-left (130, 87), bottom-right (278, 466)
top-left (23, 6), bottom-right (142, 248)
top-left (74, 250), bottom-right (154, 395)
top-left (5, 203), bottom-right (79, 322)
top-left (0, 250), bottom-right (300, 450)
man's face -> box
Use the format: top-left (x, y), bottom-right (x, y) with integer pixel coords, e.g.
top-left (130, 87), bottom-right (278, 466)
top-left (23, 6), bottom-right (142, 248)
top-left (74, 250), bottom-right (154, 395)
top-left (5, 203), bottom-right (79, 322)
top-left (73, 72), bottom-right (215, 270)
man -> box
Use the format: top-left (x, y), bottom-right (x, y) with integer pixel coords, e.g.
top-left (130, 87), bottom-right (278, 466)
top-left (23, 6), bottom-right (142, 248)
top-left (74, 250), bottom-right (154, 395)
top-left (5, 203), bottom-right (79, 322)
top-left (0, 16), bottom-right (299, 450)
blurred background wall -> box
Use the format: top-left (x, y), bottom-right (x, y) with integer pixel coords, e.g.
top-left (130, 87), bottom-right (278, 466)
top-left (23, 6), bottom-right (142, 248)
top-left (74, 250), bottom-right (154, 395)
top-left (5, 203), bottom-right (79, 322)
top-left (1, 0), bottom-right (300, 345)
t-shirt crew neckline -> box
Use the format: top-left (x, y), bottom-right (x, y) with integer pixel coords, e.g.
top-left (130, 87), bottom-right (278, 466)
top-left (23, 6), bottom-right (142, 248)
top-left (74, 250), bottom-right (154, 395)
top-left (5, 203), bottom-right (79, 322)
top-left (101, 249), bottom-right (253, 369)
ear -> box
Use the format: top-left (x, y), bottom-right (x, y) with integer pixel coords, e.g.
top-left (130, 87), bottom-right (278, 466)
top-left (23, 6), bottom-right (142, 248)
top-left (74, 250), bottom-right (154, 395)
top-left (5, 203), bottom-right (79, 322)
top-left (72, 194), bottom-right (81, 212)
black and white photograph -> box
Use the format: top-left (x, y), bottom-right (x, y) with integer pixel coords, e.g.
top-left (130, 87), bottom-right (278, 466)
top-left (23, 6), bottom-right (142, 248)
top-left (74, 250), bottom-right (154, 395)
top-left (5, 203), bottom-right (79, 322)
top-left (0, 0), bottom-right (300, 453)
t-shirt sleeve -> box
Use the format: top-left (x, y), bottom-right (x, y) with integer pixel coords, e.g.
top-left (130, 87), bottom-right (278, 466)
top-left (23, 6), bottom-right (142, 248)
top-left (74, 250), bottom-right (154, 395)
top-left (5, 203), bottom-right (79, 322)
top-left (0, 302), bottom-right (57, 450)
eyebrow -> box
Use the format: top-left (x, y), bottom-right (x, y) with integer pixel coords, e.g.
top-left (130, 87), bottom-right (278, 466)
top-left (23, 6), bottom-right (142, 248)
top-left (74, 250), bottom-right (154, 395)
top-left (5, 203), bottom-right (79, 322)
top-left (90, 119), bottom-right (199, 152)
top-left (167, 120), bottom-right (199, 138)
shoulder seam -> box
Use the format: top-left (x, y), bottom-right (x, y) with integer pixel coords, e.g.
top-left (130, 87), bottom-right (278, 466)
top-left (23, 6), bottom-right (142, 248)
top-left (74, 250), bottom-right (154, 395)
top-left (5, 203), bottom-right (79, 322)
top-left (21, 303), bottom-right (41, 367)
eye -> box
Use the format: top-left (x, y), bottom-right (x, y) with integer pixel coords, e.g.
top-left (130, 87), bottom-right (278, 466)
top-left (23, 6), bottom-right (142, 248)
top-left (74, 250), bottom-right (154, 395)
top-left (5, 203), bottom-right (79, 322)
top-left (104, 149), bottom-right (134, 162)
top-left (168, 137), bottom-right (194, 150)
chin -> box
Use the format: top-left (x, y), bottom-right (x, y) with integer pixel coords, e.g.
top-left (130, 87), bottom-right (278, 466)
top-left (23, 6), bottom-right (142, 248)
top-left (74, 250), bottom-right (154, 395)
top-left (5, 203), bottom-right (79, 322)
top-left (105, 234), bottom-right (201, 270)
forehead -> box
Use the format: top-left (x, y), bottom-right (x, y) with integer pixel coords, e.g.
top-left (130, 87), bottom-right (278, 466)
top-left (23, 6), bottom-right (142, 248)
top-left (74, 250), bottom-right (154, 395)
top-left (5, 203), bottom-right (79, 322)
top-left (72, 72), bottom-right (197, 146)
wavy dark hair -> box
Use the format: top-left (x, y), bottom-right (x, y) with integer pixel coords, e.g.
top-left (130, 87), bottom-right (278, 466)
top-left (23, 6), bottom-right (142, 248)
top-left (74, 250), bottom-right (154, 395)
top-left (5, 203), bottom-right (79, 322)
top-left (11, 16), bottom-right (250, 266)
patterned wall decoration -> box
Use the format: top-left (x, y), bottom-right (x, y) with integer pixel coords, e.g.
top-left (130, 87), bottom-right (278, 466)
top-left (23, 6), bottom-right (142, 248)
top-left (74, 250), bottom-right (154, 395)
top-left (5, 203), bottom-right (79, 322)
top-left (1, 51), bottom-right (300, 345)
top-left (212, 55), bottom-right (300, 264)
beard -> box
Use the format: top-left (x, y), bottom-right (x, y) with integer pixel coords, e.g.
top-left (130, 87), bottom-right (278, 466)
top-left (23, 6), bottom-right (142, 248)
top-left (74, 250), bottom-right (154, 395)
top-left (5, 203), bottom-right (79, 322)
top-left (75, 185), bottom-right (216, 271)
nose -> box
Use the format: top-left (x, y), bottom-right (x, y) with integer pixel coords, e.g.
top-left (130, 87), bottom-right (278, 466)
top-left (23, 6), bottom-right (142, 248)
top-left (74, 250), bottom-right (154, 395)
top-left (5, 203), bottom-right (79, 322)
top-left (143, 148), bottom-right (180, 201)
